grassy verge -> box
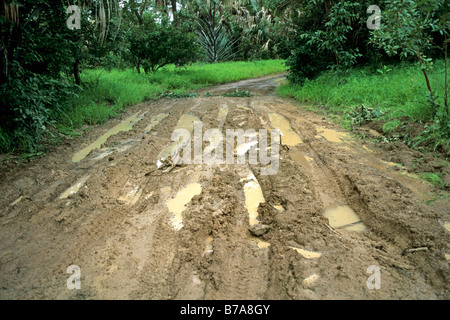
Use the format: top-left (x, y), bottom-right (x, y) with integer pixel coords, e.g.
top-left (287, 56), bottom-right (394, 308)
top-left (278, 61), bottom-right (450, 193)
top-left (277, 60), bottom-right (449, 155)
top-left (54, 60), bottom-right (286, 135)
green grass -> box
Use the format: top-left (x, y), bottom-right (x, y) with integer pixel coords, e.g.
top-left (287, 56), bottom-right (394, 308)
top-left (278, 61), bottom-right (446, 124)
top-left (277, 60), bottom-right (449, 153)
top-left (419, 172), bottom-right (447, 190)
top-left (55, 60), bottom-right (286, 133)
top-left (0, 126), bottom-right (12, 153)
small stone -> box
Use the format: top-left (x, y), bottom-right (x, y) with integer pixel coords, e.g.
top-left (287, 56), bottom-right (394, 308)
top-left (248, 224), bottom-right (270, 237)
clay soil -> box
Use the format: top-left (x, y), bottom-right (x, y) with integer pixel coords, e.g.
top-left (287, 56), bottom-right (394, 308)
top-left (0, 75), bottom-right (449, 300)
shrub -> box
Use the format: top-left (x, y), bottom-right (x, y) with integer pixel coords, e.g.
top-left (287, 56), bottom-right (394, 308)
top-left (127, 13), bottom-right (199, 74)
top-left (285, 35), bottom-right (331, 84)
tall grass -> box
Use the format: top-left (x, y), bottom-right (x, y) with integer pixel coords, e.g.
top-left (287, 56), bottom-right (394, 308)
top-left (0, 126), bottom-right (12, 153)
top-left (278, 61), bottom-right (446, 124)
top-left (278, 61), bottom-right (449, 154)
top-left (55, 60), bottom-right (286, 134)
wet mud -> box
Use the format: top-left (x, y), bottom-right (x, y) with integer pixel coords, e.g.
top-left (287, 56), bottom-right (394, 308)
top-left (0, 74), bottom-right (449, 300)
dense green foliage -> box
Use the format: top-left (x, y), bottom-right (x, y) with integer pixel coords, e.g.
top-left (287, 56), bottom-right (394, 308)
top-left (127, 13), bottom-right (198, 73)
top-left (0, 1), bottom-right (76, 152)
top-left (194, 0), bottom-right (237, 62)
top-left (271, 0), bottom-right (449, 155)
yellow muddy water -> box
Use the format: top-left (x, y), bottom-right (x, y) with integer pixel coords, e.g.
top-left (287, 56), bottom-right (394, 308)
top-left (243, 172), bottom-right (265, 226)
top-left (144, 113), bottom-right (169, 133)
top-left (316, 127), bottom-right (348, 143)
top-left (118, 181), bottom-right (143, 205)
top-left (289, 247), bottom-right (322, 259)
top-left (166, 182), bottom-right (202, 231)
top-left (72, 111), bottom-right (143, 163)
top-left (324, 205), bottom-right (367, 232)
top-left (268, 113), bottom-right (303, 147)
top-left (251, 238), bottom-right (271, 249)
top-left (157, 114), bottom-right (200, 163)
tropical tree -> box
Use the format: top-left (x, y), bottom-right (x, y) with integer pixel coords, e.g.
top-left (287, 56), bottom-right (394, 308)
top-left (127, 11), bottom-right (198, 73)
top-left (189, 0), bottom-right (238, 63)
top-left (228, 0), bottom-right (276, 60)
top-left (0, 1), bottom-right (77, 151)
top-left (304, 1), bottom-right (363, 76)
top-left (0, 0), bottom-right (123, 151)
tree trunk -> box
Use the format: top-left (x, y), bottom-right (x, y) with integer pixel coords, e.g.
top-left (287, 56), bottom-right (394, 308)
top-left (415, 52), bottom-right (433, 98)
top-left (134, 9), bottom-right (143, 25)
top-left (324, 0), bottom-right (331, 16)
top-left (171, 0), bottom-right (177, 14)
top-left (0, 39), bottom-right (8, 85)
top-left (421, 68), bottom-right (433, 97)
top-left (171, 0), bottom-right (178, 24)
top-left (445, 33), bottom-right (448, 119)
top-left (73, 59), bottom-right (81, 85)
top-left (136, 59), bottom-right (141, 74)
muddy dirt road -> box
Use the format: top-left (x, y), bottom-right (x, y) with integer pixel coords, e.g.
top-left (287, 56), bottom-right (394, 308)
top-left (0, 74), bottom-right (449, 300)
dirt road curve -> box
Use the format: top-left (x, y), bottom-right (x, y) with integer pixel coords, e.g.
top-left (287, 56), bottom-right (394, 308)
top-left (0, 74), bottom-right (449, 299)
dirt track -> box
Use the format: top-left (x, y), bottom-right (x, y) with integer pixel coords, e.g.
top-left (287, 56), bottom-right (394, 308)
top-left (0, 74), bottom-right (449, 300)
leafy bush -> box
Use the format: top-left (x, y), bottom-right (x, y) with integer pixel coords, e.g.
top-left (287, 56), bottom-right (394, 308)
top-left (278, 0), bottom-right (375, 84)
top-left (127, 13), bottom-right (199, 74)
top-left (0, 2), bottom-right (77, 152)
top-left (0, 62), bottom-right (76, 152)
top-left (0, 126), bottom-right (12, 154)
top-left (371, 0), bottom-right (449, 121)
top-left (349, 104), bottom-right (384, 127)
top-left (285, 35), bottom-right (332, 84)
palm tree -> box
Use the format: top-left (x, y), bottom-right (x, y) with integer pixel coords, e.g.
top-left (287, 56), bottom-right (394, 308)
top-left (194, 0), bottom-right (238, 63)
top-left (229, 0), bottom-right (274, 59)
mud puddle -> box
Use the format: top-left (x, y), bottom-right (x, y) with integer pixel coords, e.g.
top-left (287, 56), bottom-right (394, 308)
top-left (118, 181), bottom-right (143, 205)
top-left (315, 127), bottom-right (348, 143)
top-left (241, 170), bottom-right (265, 226)
top-left (144, 113), bottom-right (169, 134)
top-left (59, 175), bottom-right (91, 199)
top-left (268, 113), bottom-right (303, 146)
top-left (166, 182), bottom-right (203, 231)
top-left (72, 111), bottom-right (145, 163)
top-left (289, 247), bottom-right (322, 259)
top-left (324, 204), bottom-right (367, 232)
